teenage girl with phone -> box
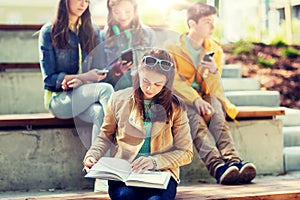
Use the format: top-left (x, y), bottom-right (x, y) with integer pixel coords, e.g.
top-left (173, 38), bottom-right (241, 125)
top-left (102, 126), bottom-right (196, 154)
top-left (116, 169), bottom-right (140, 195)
top-left (101, 0), bottom-right (156, 90)
top-left (38, 0), bottom-right (114, 148)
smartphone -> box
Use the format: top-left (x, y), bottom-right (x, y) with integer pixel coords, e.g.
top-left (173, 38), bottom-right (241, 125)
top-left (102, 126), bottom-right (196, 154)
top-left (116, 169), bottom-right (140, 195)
top-left (96, 69), bottom-right (109, 75)
top-left (121, 48), bottom-right (133, 64)
top-left (203, 51), bottom-right (215, 62)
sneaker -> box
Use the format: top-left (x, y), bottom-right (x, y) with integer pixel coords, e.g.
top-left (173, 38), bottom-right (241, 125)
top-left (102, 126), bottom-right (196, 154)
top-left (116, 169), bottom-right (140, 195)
top-left (216, 164), bottom-right (239, 185)
top-left (232, 162), bottom-right (256, 184)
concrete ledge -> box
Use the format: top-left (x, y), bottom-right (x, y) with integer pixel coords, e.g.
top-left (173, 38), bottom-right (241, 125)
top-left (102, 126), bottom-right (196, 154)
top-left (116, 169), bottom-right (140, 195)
top-left (0, 128), bottom-right (93, 192)
top-left (0, 71), bottom-right (46, 114)
top-left (284, 147), bottom-right (300, 171)
top-left (0, 118), bottom-right (284, 191)
top-left (222, 78), bottom-right (260, 91)
top-left (277, 107), bottom-right (300, 127)
top-left (225, 90), bottom-right (281, 107)
top-left (283, 126), bottom-right (300, 147)
top-left (222, 64), bottom-right (242, 78)
top-left (0, 31), bottom-right (39, 63)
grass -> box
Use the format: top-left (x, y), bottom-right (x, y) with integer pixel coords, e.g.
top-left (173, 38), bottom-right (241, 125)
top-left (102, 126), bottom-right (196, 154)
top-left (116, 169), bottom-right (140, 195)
top-left (282, 47), bottom-right (300, 59)
top-left (257, 57), bottom-right (276, 68)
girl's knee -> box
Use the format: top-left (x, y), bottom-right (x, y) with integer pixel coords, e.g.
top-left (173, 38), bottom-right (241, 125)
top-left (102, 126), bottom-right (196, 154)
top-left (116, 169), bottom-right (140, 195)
top-left (101, 82), bottom-right (114, 93)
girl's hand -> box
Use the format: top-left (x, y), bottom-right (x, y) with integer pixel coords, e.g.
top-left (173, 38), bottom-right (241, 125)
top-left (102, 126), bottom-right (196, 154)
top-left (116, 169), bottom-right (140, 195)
top-left (120, 60), bottom-right (133, 74)
top-left (61, 68), bottom-right (108, 91)
top-left (83, 156), bottom-right (97, 172)
top-left (112, 60), bottom-right (133, 76)
top-left (83, 69), bottom-right (107, 82)
top-left (62, 75), bottom-right (80, 90)
top-left (131, 156), bottom-right (155, 173)
top-left (61, 78), bottom-right (68, 91)
top-left (65, 78), bottom-right (83, 89)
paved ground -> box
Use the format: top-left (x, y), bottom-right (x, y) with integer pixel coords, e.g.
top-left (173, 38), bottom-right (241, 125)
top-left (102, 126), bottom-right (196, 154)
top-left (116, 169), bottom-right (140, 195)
top-left (1, 171), bottom-right (300, 199)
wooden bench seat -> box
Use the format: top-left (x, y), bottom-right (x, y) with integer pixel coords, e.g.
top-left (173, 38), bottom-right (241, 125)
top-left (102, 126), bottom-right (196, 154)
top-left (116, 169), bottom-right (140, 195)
top-left (0, 106), bottom-right (285, 129)
top-left (0, 62), bottom-right (40, 70)
top-left (6, 178), bottom-right (300, 200)
top-left (233, 106), bottom-right (285, 120)
top-left (0, 113), bottom-right (74, 128)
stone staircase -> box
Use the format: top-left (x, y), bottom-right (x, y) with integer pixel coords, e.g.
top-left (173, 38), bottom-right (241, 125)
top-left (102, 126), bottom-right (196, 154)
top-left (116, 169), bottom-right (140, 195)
top-left (222, 64), bottom-right (280, 107)
top-left (277, 108), bottom-right (300, 171)
top-left (222, 63), bottom-right (300, 172)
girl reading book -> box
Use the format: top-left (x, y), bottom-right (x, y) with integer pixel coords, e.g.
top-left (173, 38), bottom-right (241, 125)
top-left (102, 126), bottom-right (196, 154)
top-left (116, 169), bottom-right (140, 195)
top-left (83, 48), bottom-right (193, 200)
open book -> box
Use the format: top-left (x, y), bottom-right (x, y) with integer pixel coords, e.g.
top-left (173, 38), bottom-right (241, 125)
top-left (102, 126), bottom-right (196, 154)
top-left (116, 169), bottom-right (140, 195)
top-left (85, 157), bottom-right (171, 189)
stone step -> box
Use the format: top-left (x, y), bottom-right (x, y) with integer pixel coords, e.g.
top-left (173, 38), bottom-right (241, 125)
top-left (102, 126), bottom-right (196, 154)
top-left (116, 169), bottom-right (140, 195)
top-left (277, 107), bottom-right (300, 127)
top-left (0, 71), bottom-right (46, 114)
top-left (222, 64), bottom-right (242, 78)
top-left (283, 126), bottom-right (300, 147)
top-left (0, 30), bottom-right (39, 62)
top-left (225, 90), bottom-right (280, 107)
top-left (222, 78), bottom-right (260, 91)
top-left (284, 146), bottom-right (300, 171)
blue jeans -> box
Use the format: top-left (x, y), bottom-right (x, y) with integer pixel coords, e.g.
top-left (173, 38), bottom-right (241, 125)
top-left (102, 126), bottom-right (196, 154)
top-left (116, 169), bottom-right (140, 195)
top-left (49, 82), bottom-right (114, 146)
top-left (108, 177), bottom-right (177, 200)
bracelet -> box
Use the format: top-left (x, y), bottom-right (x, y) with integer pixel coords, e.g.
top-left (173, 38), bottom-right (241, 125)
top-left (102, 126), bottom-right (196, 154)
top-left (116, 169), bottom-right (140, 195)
top-left (149, 156), bottom-right (157, 170)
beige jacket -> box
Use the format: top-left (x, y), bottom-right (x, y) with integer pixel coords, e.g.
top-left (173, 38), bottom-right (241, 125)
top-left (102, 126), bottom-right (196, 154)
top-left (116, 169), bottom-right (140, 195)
top-left (84, 88), bottom-right (193, 183)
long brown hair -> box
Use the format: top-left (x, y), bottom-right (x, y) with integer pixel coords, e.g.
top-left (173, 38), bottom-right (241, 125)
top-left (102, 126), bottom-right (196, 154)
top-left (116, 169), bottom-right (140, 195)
top-left (51, 0), bottom-right (96, 52)
top-left (132, 49), bottom-right (184, 122)
top-left (106, 0), bottom-right (147, 48)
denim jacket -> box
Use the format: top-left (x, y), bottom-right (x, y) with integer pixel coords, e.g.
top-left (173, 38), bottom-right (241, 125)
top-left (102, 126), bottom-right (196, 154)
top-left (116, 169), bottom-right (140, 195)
top-left (38, 23), bottom-right (103, 92)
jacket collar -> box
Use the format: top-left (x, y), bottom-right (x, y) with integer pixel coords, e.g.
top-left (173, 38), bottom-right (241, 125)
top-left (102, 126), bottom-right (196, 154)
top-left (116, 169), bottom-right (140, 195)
top-left (128, 95), bottom-right (168, 139)
top-left (68, 18), bottom-right (82, 33)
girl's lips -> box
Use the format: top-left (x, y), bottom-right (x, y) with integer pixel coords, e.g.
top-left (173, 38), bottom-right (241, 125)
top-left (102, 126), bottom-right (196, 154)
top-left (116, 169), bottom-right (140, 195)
top-left (120, 21), bottom-right (129, 26)
top-left (145, 92), bottom-right (153, 96)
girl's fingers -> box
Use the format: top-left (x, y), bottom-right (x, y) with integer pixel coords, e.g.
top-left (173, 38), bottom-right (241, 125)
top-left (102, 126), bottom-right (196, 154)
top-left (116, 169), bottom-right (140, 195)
top-left (131, 157), bottom-right (154, 173)
top-left (97, 73), bottom-right (107, 81)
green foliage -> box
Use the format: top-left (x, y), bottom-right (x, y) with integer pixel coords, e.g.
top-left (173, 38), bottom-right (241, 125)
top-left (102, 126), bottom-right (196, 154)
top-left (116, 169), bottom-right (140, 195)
top-left (270, 40), bottom-right (286, 47)
top-left (229, 40), bottom-right (254, 55)
top-left (257, 57), bottom-right (276, 68)
top-left (282, 47), bottom-right (300, 59)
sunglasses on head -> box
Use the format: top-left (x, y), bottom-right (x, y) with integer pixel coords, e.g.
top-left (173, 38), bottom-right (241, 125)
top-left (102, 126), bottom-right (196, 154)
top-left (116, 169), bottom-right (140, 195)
top-left (142, 56), bottom-right (173, 71)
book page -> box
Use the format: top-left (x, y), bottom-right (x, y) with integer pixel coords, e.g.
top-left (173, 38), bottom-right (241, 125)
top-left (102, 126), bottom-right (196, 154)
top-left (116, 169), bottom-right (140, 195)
top-left (125, 171), bottom-right (171, 189)
top-left (85, 170), bottom-right (124, 181)
top-left (85, 157), bottom-right (132, 181)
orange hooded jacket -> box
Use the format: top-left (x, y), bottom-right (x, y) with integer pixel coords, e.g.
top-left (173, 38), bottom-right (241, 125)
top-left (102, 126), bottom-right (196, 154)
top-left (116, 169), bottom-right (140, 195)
top-left (166, 33), bottom-right (238, 120)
